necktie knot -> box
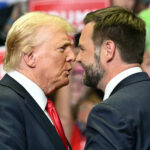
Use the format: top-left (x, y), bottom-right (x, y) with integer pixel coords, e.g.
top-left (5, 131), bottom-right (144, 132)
top-left (46, 99), bottom-right (54, 110)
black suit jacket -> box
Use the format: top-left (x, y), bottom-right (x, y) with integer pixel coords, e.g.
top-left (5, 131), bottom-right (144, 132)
top-left (0, 74), bottom-right (71, 150)
top-left (84, 72), bottom-right (150, 150)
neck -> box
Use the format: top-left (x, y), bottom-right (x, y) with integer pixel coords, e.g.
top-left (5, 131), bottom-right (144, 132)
top-left (97, 63), bottom-right (140, 91)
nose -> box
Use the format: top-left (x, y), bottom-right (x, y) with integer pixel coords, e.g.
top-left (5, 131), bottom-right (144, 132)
top-left (66, 47), bottom-right (75, 62)
top-left (76, 50), bottom-right (81, 63)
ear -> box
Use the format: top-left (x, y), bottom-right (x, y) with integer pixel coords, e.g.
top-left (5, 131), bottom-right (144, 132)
top-left (23, 51), bottom-right (36, 68)
top-left (103, 40), bottom-right (116, 63)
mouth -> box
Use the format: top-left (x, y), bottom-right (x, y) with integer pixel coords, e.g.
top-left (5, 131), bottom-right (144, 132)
top-left (65, 68), bottom-right (72, 75)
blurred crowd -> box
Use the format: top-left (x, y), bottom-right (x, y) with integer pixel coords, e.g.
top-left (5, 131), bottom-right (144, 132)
top-left (0, 0), bottom-right (27, 45)
top-left (0, 0), bottom-right (150, 150)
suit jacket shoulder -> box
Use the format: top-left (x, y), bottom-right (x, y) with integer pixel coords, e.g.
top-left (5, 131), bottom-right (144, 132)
top-left (85, 72), bottom-right (150, 150)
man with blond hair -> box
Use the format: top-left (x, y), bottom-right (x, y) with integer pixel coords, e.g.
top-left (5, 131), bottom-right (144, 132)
top-left (0, 12), bottom-right (75, 150)
top-left (76, 6), bottom-right (150, 150)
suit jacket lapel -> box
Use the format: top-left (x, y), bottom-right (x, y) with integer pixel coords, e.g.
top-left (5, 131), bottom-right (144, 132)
top-left (0, 74), bottom-right (66, 150)
top-left (110, 72), bottom-right (150, 97)
top-left (25, 94), bottom-right (66, 150)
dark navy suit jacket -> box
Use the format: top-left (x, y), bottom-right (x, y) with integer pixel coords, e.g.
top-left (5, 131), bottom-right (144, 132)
top-left (84, 72), bottom-right (150, 150)
top-left (0, 74), bottom-right (71, 150)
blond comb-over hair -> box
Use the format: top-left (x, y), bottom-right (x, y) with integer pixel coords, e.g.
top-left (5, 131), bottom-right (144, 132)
top-left (3, 12), bottom-right (75, 72)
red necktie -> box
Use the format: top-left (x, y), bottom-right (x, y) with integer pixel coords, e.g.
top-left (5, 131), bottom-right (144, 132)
top-left (46, 99), bottom-right (68, 150)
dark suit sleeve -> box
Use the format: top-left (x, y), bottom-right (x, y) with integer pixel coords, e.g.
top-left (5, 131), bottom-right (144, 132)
top-left (0, 95), bottom-right (26, 150)
top-left (84, 103), bottom-right (134, 150)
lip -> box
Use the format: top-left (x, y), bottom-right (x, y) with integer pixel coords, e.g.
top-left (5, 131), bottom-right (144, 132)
top-left (66, 68), bottom-right (72, 75)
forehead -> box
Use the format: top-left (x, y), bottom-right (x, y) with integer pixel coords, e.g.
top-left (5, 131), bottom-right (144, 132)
top-left (80, 22), bottom-right (95, 44)
top-left (36, 25), bottom-right (72, 45)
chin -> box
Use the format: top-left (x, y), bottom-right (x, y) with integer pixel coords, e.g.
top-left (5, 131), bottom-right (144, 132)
top-left (63, 79), bottom-right (69, 86)
top-left (58, 79), bottom-right (69, 89)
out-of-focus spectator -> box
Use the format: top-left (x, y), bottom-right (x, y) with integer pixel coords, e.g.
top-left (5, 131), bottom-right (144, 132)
top-left (134, 0), bottom-right (150, 75)
top-left (111, 0), bottom-right (136, 10)
top-left (70, 90), bottom-right (100, 150)
top-left (0, 2), bottom-right (27, 46)
top-left (142, 51), bottom-right (150, 76)
top-left (137, 0), bottom-right (150, 51)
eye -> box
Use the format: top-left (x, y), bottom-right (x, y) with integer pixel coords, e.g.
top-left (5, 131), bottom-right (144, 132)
top-left (78, 45), bottom-right (85, 51)
top-left (59, 46), bottom-right (66, 51)
top-left (59, 44), bottom-right (72, 52)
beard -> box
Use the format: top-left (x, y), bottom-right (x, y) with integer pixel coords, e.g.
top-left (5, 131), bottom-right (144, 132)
top-left (81, 60), bottom-right (105, 88)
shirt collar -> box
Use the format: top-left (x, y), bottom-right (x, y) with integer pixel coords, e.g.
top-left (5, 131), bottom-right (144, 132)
top-left (103, 67), bottom-right (142, 101)
top-left (8, 70), bottom-right (47, 111)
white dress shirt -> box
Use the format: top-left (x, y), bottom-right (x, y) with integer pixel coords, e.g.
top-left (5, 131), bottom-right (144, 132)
top-left (103, 67), bottom-right (142, 100)
top-left (8, 71), bottom-right (71, 150)
top-left (8, 70), bottom-right (53, 124)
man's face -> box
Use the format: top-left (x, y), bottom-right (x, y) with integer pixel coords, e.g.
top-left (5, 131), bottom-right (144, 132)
top-left (32, 26), bottom-right (75, 94)
top-left (76, 22), bottom-right (105, 88)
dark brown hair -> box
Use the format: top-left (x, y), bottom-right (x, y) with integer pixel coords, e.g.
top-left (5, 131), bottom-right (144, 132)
top-left (84, 6), bottom-right (146, 64)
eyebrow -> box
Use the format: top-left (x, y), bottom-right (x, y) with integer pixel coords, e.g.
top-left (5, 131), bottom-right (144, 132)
top-left (61, 41), bottom-right (72, 46)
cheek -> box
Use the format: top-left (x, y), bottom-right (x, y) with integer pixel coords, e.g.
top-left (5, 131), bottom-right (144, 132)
top-left (50, 55), bottom-right (66, 69)
top-left (84, 52), bottom-right (95, 66)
